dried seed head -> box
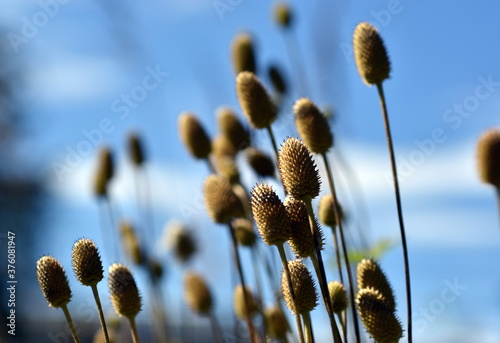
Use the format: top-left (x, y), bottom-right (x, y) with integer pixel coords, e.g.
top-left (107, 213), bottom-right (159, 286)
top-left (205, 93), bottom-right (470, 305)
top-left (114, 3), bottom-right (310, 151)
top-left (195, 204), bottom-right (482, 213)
top-left (148, 258), bottom-right (164, 281)
top-left (36, 256), bottom-right (72, 308)
top-left (285, 197), bottom-right (315, 258)
top-left (328, 281), bottom-right (348, 314)
top-left (217, 106), bottom-right (251, 151)
top-left (165, 221), bottom-right (197, 263)
top-left (184, 272), bottom-right (213, 315)
top-left (120, 221), bottom-right (144, 265)
top-left (318, 194), bottom-right (344, 227)
top-left (477, 129), bottom-right (500, 187)
top-left (72, 238), bottom-right (104, 287)
top-left (236, 71), bottom-right (277, 129)
top-left (246, 147), bottom-right (275, 178)
top-left (282, 259), bottom-right (318, 315)
top-left (231, 32), bottom-right (257, 75)
top-left (250, 183), bottom-right (291, 246)
top-left (232, 218), bottom-right (256, 247)
top-left (357, 288), bottom-right (403, 343)
top-left (264, 306), bottom-right (288, 340)
top-left (94, 147), bottom-right (114, 197)
top-left (357, 258), bottom-right (396, 311)
top-left (108, 263), bottom-right (141, 319)
top-left (353, 22), bottom-right (391, 86)
top-left (212, 134), bottom-right (238, 159)
top-left (204, 174), bottom-right (245, 223)
top-left (128, 133), bottom-right (145, 166)
top-left (268, 65), bottom-right (287, 95)
top-left (294, 98), bottom-right (333, 154)
top-left (233, 285), bottom-right (259, 319)
top-left (214, 155), bottom-right (240, 185)
top-left (178, 112), bottom-right (212, 159)
top-left (94, 166), bottom-right (108, 197)
top-left (274, 2), bottom-right (293, 29)
top-left (278, 137), bottom-right (321, 200)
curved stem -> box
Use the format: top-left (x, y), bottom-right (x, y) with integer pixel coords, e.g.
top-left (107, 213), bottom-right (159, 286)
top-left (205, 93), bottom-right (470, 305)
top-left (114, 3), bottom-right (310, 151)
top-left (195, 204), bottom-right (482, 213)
top-left (91, 285), bottom-right (110, 343)
top-left (302, 312), bottom-right (315, 343)
top-left (330, 225), bottom-right (345, 287)
top-left (129, 316), bottom-right (140, 343)
top-left (376, 82), bottom-right (412, 343)
top-left (61, 304), bottom-right (80, 343)
top-left (266, 125), bottom-right (280, 162)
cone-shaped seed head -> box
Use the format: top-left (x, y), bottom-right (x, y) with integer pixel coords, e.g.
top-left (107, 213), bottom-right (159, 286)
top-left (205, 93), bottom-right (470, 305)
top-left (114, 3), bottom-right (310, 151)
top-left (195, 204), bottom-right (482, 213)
top-left (217, 106), bottom-right (251, 151)
top-left (214, 155), bottom-right (240, 184)
top-left (184, 272), bottom-right (213, 315)
top-left (294, 98), bottom-right (333, 154)
top-left (232, 218), bottom-right (256, 247)
top-left (233, 285), bottom-right (259, 319)
top-left (94, 165), bottom-right (108, 197)
top-left (100, 147), bottom-right (114, 182)
top-left (477, 128), bottom-right (500, 187)
top-left (274, 2), bottom-right (293, 29)
top-left (357, 258), bottom-right (396, 311)
top-left (204, 174), bottom-right (245, 223)
top-left (264, 306), bottom-right (288, 340)
top-left (178, 112), bottom-right (212, 159)
top-left (120, 221), bottom-right (144, 265)
top-left (236, 71), bottom-right (277, 129)
top-left (212, 134), bottom-right (238, 159)
top-left (232, 32), bottom-right (257, 75)
top-left (108, 263), bottom-right (141, 319)
top-left (246, 147), bottom-right (275, 178)
top-left (37, 256), bottom-right (72, 308)
top-left (357, 288), bottom-right (403, 343)
top-left (165, 221), bottom-right (197, 263)
top-left (250, 183), bottom-right (291, 246)
top-left (128, 133), bottom-right (145, 166)
top-left (285, 197), bottom-right (315, 258)
top-left (282, 259), bottom-right (318, 315)
top-left (318, 194), bottom-right (343, 227)
top-left (353, 22), bottom-right (391, 86)
top-left (278, 137), bottom-right (321, 200)
top-left (268, 65), bottom-right (287, 95)
top-left (328, 281), bottom-right (348, 314)
top-left (94, 147), bottom-right (114, 197)
top-left (72, 238), bottom-right (104, 287)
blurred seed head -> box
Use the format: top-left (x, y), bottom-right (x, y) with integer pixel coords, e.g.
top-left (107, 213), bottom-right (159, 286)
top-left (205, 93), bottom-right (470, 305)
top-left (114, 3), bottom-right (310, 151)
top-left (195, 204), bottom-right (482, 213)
top-left (246, 147), bottom-right (276, 179)
top-left (250, 183), bottom-right (291, 246)
top-left (318, 194), bottom-right (344, 227)
top-left (353, 22), bottom-right (391, 86)
top-left (148, 258), bottom-right (164, 281)
top-left (232, 218), bottom-right (256, 247)
top-left (178, 112), bottom-right (212, 160)
top-left (328, 281), bottom-right (348, 314)
top-left (357, 258), bottom-right (396, 311)
top-left (294, 98), bottom-right (333, 154)
top-left (264, 306), bottom-right (288, 340)
top-left (217, 106), bottom-right (251, 151)
top-left (204, 174), bottom-right (245, 223)
top-left (128, 132), bottom-right (145, 166)
top-left (94, 147), bottom-right (114, 197)
top-left (214, 155), bottom-right (240, 185)
top-left (268, 64), bottom-right (287, 95)
top-left (108, 263), bottom-right (141, 319)
top-left (285, 197), bottom-right (315, 258)
top-left (120, 221), bottom-right (144, 265)
top-left (278, 137), bottom-right (321, 200)
top-left (165, 221), bottom-right (197, 264)
top-left (281, 259), bottom-right (318, 315)
top-left (231, 32), bottom-right (257, 75)
top-left (236, 71), bottom-right (277, 129)
top-left (184, 272), bottom-right (213, 315)
top-left (72, 238), bottom-right (104, 287)
top-left (36, 256), bottom-right (72, 308)
top-left (274, 2), bottom-right (293, 29)
top-left (212, 134), bottom-right (238, 159)
top-left (477, 128), bottom-right (500, 188)
top-left (233, 285), bottom-right (259, 319)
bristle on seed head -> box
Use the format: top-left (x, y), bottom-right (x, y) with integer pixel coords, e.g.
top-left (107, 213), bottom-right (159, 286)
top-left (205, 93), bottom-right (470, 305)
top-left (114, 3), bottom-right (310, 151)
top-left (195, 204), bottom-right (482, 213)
top-left (37, 256), bottom-right (72, 308)
top-left (294, 98), bottom-right (333, 154)
top-left (477, 128), bottom-right (500, 188)
top-left (108, 263), bottom-right (141, 319)
top-left (72, 238), bottom-right (103, 287)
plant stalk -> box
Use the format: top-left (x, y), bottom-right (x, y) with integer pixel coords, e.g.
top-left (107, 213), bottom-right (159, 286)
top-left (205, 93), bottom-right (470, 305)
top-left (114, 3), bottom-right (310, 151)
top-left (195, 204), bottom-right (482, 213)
top-left (129, 316), bottom-right (140, 343)
top-left (91, 285), bottom-right (110, 343)
top-left (61, 304), bottom-right (80, 343)
top-left (302, 312), bottom-right (315, 343)
top-left (209, 311), bottom-right (224, 343)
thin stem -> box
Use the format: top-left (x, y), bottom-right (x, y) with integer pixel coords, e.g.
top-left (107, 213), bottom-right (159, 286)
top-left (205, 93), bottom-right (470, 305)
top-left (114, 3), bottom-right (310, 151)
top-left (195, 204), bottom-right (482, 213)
top-left (330, 225), bottom-right (344, 286)
top-left (266, 125), bottom-right (280, 162)
top-left (336, 312), bottom-right (347, 343)
top-left (209, 311), bottom-right (224, 343)
top-left (91, 285), bottom-right (110, 343)
top-left (129, 316), bottom-right (140, 343)
top-left (321, 153), bottom-right (360, 343)
top-left (301, 312), bottom-right (314, 343)
top-left (251, 247), bottom-right (264, 312)
top-left (105, 196), bottom-right (120, 261)
top-left (376, 82), bottom-right (412, 343)
top-left (61, 304), bottom-right (80, 343)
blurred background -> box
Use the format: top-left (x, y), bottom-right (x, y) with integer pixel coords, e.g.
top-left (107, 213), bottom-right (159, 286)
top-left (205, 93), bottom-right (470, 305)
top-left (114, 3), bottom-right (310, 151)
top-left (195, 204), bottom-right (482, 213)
top-left (1, 1), bottom-right (500, 342)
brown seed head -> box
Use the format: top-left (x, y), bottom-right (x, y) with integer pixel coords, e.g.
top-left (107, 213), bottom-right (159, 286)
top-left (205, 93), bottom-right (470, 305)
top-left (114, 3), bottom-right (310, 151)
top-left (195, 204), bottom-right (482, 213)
top-left (165, 221), bottom-right (197, 263)
top-left (357, 258), bottom-right (396, 311)
top-left (184, 272), bottom-right (213, 315)
top-left (236, 71), bottom-right (277, 129)
top-left (204, 174), bottom-right (245, 224)
top-left (212, 134), bottom-right (238, 159)
top-left (217, 106), bottom-right (251, 151)
top-left (353, 22), bottom-right (391, 86)
top-left (250, 183), bottom-right (291, 246)
top-left (278, 137), bottom-right (321, 200)
top-left (268, 65), bottom-right (287, 95)
top-left (94, 147), bottom-right (114, 197)
top-left (128, 133), bottom-right (145, 166)
top-left (233, 285), bottom-right (259, 319)
top-left (328, 281), bottom-right (348, 314)
top-left (294, 98), bottom-right (333, 154)
top-left (232, 218), bottom-right (256, 247)
top-left (214, 155), bottom-right (240, 184)
top-left (274, 2), bottom-right (293, 29)
top-left (72, 238), bottom-right (104, 287)
top-left (94, 166), bottom-right (108, 197)
top-left (246, 147), bottom-right (276, 178)
top-left (36, 256), bottom-right (72, 308)
top-left (108, 263), bottom-right (141, 319)
top-left (285, 197), bottom-right (316, 258)
top-left (264, 306), bottom-right (288, 340)
top-left (120, 221), bottom-right (144, 265)
top-left (178, 112), bottom-right (212, 159)
top-left (477, 128), bottom-right (500, 187)
top-left (282, 259), bottom-right (318, 315)
top-left (318, 194), bottom-right (344, 227)
top-left (232, 32), bottom-right (256, 75)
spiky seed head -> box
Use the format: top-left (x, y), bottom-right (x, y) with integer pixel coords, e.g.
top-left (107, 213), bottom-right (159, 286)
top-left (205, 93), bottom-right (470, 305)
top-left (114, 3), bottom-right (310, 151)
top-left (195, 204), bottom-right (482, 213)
top-left (232, 218), bottom-right (256, 247)
top-left (120, 221), bottom-right (144, 265)
top-left (165, 221), bottom-right (197, 263)
top-left (236, 71), bottom-right (277, 129)
top-left (274, 2), bottom-right (293, 29)
top-left (212, 134), bottom-right (238, 159)
top-left (353, 22), bottom-right (391, 86)
top-left (178, 112), bottom-right (212, 159)
top-left (268, 65), bottom-right (287, 95)
top-left (246, 147), bottom-right (276, 178)
top-left (318, 194), bottom-right (344, 227)
top-left (328, 281), bottom-right (348, 314)
top-left (72, 238), bottom-right (104, 287)
top-left (204, 174), bottom-right (245, 224)
top-left (217, 106), bottom-right (251, 151)
top-left (233, 285), bottom-right (259, 319)
top-left (264, 306), bottom-right (288, 340)
top-left (231, 32), bottom-right (257, 75)
top-left (357, 258), bottom-right (396, 311)
top-left (477, 129), bottom-right (500, 187)
top-left (128, 133), bottom-right (145, 166)
top-left (184, 272), bottom-right (213, 315)
top-left (108, 263), bottom-right (141, 319)
top-left (214, 155), bottom-right (240, 184)
top-left (250, 183), bottom-right (291, 246)
top-left (357, 288), bottom-right (403, 343)
top-left (282, 259), bottom-right (318, 315)
top-left (278, 137), bottom-right (321, 200)
top-left (294, 98), bottom-right (333, 154)
top-left (285, 197), bottom-right (315, 258)
top-left (36, 256), bottom-right (72, 308)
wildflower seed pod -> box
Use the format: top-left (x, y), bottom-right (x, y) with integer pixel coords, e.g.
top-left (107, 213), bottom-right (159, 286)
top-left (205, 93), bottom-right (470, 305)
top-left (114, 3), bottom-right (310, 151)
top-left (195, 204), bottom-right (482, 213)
top-left (214, 155), bottom-right (240, 184)
top-left (285, 197), bottom-right (316, 258)
top-left (232, 218), bottom-right (256, 247)
top-left (165, 221), bottom-right (197, 263)
top-left (128, 132), bottom-right (145, 166)
top-left (233, 285), bottom-right (259, 320)
top-left (204, 174), bottom-right (245, 223)
top-left (120, 221), bottom-right (144, 265)
top-left (328, 281), bottom-right (348, 314)
top-left (294, 98), bottom-right (333, 154)
top-left (318, 194), bottom-right (343, 227)
top-left (357, 258), bottom-right (396, 311)
top-left (100, 147), bottom-right (114, 182)
top-left (278, 137), bottom-right (321, 200)
top-left (94, 166), bottom-right (108, 197)
top-left (281, 259), bottom-right (318, 315)
top-left (36, 256), bottom-right (72, 308)
top-left (217, 106), bottom-right (251, 151)
top-left (148, 258), bottom-right (164, 281)
top-left (274, 2), bottom-right (293, 29)
top-left (231, 32), bottom-right (257, 75)
top-left (353, 22), bottom-right (391, 86)
top-left (72, 238), bottom-right (104, 287)
top-left (184, 272), bottom-right (213, 315)
top-left (212, 134), bottom-right (238, 159)
top-left (357, 288), bottom-right (402, 343)
top-left (477, 128), bottom-right (500, 188)
top-left (246, 147), bottom-right (275, 178)
top-left (178, 112), bottom-right (212, 159)
top-left (268, 64), bottom-right (287, 95)
top-left (236, 71), bottom-right (277, 129)
top-left (250, 183), bottom-right (291, 246)
top-left (264, 306), bottom-right (288, 340)
top-left (108, 263), bottom-right (141, 319)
